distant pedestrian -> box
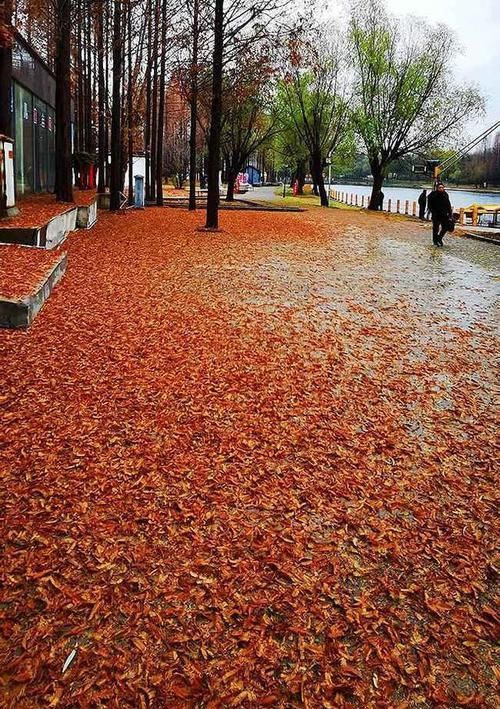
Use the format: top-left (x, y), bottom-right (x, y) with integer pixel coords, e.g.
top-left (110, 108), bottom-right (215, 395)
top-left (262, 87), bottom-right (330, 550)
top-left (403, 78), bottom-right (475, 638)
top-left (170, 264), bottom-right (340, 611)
top-left (418, 189), bottom-right (427, 220)
top-left (378, 190), bottom-right (384, 210)
top-left (427, 182), bottom-right (453, 247)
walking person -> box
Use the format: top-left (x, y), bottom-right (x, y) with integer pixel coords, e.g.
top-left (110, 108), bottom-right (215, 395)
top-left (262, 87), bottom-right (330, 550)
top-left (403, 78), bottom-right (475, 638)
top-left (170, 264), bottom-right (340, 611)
top-left (427, 182), bottom-right (453, 246)
top-left (418, 189), bottom-right (427, 220)
top-left (378, 190), bottom-right (384, 210)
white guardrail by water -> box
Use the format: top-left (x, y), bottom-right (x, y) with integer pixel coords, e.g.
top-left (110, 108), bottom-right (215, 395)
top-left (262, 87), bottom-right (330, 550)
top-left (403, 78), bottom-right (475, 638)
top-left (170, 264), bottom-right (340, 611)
top-left (329, 189), bottom-right (483, 226)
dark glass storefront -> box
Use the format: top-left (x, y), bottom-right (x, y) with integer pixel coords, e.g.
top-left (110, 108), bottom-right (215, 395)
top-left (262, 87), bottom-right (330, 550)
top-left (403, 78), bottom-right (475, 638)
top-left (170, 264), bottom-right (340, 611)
top-left (10, 33), bottom-right (56, 195)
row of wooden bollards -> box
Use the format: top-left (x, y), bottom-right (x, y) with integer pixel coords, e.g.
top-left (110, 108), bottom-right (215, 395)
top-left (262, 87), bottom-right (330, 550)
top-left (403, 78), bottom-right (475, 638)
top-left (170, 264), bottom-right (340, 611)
top-left (330, 190), bottom-right (473, 225)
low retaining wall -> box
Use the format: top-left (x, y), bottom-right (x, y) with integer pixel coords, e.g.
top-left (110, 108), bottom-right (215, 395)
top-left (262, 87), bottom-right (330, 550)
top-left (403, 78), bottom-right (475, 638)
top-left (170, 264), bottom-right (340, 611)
top-left (77, 197), bottom-right (98, 229)
top-left (0, 226), bottom-right (40, 247)
top-left (0, 253), bottom-right (67, 328)
top-left (46, 208), bottom-right (77, 248)
top-left (0, 207), bottom-right (77, 249)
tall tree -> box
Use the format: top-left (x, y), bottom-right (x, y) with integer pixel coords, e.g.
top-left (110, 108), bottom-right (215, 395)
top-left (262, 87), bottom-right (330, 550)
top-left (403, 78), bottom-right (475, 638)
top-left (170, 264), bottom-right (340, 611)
top-left (149, 0), bottom-right (159, 202)
top-left (0, 0), bottom-right (13, 138)
top-left (155, 0), bottom-right (167, 206)
top-left (188, 0), bottom-right (199, 210)
top-left (0, 0), bottom-right (13, 216)
top-left (127, 0), bottom-right (133, 204)
top-left (95, 0), bottom-right (107, 193)
top-left (280, 28), bottom-right (353, 207)
top-left (205, 0), bottom-right (223, 228)
top-left (350, 0), bottom-right (484, 209)
top-left (205, 0), bottom-right (292, 229)
top-left (54, 0), bottom-right (73, 202)
top-left (109, 0), bottom-right (123, 209)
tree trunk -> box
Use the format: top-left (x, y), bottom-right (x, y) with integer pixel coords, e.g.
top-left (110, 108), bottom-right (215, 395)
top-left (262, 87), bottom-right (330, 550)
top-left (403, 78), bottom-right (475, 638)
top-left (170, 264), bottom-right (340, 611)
top-left (85, 0), bottom-right (93, 154)
top-left (0, 1), bottom-right (13, 216)
top-left (55, 0), bottom-right (74, 202)
top-left (205, 0), bottom-right (224, 229)
top-left (368, 164), bottom-right (384, 210)
top-left (149, 0), bottom-right (159, 202)
top-left (144, 5), bottom-right (152, 201)
top-left (103, 2), bottom-right (110, 188)
top-left (0, 0), bottom-right (13, 138)
top-left (296, 160), bottom-right (305, 195)
top-left (76, 0), bottom-right (84, 154)
top-left (109, 0), bottom-right (123, 210)
top-left (188, 0), bottom-right (199, 211)
top-left (225, 168), bottom-right (237, 202)
top-left (156, 0), bottom-right (167, 206)
top-left (311, 152), bottom-right (328, 206)
top-left (127, 0), bottom-right (133, 204)
top-left (96, 0), bottom-right (106, 192)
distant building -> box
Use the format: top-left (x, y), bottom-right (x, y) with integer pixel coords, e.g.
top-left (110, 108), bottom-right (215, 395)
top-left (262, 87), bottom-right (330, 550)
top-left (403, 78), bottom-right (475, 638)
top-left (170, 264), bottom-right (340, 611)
top-left (245, 164), bottom-right (261, 186)
top-left (9, 31), bottom-right (56, 195)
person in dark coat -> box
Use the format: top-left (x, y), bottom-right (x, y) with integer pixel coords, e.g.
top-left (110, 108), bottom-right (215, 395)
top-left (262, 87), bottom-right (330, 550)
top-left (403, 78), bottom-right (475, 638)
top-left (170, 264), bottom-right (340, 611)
top-left (377, 190), bottom-right (384, 210)
top-left (427, 182), bottom-right (453, 246)
top-left (418, 189), bottom-right (427, 220)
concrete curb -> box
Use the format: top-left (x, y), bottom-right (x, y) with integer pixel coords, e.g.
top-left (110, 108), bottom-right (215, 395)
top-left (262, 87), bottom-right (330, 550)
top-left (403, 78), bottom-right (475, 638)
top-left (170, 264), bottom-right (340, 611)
top-left (156, 199), bottom-right (304, 213)
top-left (0, 252), bottom-right (67, 328)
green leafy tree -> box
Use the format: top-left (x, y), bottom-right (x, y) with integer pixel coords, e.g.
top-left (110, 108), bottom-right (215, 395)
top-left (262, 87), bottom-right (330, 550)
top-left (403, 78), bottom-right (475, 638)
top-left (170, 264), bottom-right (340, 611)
top-left (279, 27), bottom-right (353, 206)
top-left (349, 0), bottom-right (484, 209)
top-left (273, 101), bottom-right (309, 193)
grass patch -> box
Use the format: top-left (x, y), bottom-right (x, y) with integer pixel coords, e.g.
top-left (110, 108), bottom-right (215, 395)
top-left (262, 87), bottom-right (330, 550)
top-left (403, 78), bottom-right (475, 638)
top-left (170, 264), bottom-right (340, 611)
top-left (272, 188), bottom-right (361, 210)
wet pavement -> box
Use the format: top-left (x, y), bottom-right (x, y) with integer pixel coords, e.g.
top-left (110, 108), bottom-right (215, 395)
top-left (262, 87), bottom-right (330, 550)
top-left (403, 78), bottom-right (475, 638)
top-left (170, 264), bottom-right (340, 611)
top-left (241, 188), bottom-right (499, 331)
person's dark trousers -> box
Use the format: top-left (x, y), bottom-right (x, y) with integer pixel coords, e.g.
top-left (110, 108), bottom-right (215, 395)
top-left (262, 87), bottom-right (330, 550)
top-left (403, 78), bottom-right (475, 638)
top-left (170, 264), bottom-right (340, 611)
top-left (419, 206), bottom-right (425, 219)
top-left (432, 218), bottom-right (447, 245)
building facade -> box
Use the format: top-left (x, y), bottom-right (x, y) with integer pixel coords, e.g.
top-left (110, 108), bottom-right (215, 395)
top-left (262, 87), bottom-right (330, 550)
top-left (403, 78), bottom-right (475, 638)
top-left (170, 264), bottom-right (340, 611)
top-left (9, 32), bottom-right (56, 195)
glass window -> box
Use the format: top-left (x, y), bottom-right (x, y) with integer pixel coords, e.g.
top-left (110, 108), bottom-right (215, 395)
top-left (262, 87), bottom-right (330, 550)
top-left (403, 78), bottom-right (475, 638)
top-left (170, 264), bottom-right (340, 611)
top-left (33, 96), bottom-right (48, 192)
top-left (47, 107), bottom-right (55, 192)
top-left (13, 82), bottom-right (34, 195)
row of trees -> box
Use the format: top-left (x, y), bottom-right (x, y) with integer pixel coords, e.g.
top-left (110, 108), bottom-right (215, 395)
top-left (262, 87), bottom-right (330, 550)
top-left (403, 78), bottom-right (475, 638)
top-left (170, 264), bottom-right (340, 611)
top-left (445, 135), bottom-right (500, 187)
top-left (0, 0), bottom-right (486, 225)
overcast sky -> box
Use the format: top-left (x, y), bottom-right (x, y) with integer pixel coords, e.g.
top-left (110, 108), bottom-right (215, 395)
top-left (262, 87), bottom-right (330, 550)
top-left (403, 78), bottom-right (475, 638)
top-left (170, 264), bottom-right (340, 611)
top-left (383, 0), bottom-right (500, 136)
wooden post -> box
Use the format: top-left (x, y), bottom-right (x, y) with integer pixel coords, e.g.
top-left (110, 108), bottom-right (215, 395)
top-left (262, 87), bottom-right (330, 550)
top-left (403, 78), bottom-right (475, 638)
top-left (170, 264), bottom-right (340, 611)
top-left (404, 200), bottom-right (409, 215)
top-left (361, 195), bottom-right (365, 207)
top-left (396, 199), bottom-right (400, 214)
top-left (355, 194), bottom-right (358, 206)
top-left (472, 205), bottom-right (478, 226)
top-left (412, 201), bottom-right (416, 217)
top-left (459, 207), bottom-right (465, 225)
top-left (388, 198), bottom-right (392, 212)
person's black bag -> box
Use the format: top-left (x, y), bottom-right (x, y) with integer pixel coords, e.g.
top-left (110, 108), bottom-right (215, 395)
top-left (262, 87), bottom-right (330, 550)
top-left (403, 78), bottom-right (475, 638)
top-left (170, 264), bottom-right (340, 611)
top-left (447, 216), bottom-right (456, 233)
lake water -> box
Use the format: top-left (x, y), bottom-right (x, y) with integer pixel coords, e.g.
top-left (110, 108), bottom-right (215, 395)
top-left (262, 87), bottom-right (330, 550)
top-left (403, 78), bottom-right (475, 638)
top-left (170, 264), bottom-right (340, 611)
top-left (329, 183), bottom-right (500, 212)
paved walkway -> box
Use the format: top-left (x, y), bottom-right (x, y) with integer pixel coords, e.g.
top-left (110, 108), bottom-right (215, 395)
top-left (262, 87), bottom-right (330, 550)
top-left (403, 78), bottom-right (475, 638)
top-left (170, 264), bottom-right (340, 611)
top-left (1, 206), bottom-right (498, 706)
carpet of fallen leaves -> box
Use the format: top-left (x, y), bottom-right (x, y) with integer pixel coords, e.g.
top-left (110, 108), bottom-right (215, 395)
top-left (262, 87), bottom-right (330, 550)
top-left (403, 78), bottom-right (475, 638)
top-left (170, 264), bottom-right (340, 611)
top-left (0, 245), bottom-right (65, 299)
top-left (1, 191), bottom-right (96, 228)
top-left (0, 206), bottom-right (498, 708)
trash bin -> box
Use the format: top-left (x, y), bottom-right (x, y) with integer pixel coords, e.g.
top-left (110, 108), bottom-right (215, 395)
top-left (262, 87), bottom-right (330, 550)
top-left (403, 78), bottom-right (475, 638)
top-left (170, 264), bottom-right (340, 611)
top-left (134, 175), bottom-right (144, 209)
